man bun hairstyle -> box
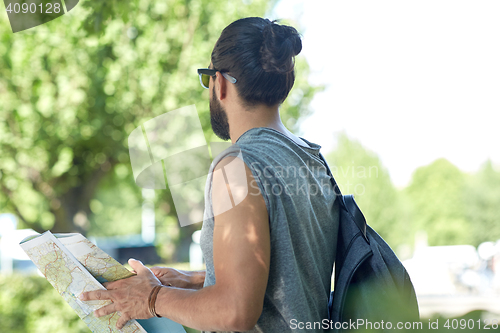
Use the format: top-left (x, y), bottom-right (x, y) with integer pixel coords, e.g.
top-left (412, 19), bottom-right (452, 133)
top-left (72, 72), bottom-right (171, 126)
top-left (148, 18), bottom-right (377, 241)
top-left (211, 17), bottom-right (302, 107)
top-left (260, 22), bottom-right (302, 74)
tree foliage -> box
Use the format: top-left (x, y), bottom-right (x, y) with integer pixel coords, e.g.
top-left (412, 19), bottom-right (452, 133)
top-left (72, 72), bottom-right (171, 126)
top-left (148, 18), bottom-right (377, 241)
top-left (0, 0), bottom-right (318, 261)
top-left (326, 134), bottom-right (500, 250)
top-left (326, 133), bottom-right (409, 249)
top-left (0, 274), bottom-right (88, 333)
top-left (0, 272), bottom-right (200, 333)
top-left (464, 160), bottom-right (500, 246)
top-left (404, 158), bottom-right (471, 246)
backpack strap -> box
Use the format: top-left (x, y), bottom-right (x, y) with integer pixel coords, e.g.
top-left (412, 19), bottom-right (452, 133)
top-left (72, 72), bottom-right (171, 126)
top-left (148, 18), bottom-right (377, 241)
top-left (318, 153), bottom-right (343, 198)
top-left (318, 152), bottom-right (368, 242)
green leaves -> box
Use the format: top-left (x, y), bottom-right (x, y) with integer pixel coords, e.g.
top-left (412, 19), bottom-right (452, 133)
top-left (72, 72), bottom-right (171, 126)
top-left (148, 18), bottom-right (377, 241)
top-left (465, 161), bottom-right (500, 245)
top-left (404, 158), bottom-right (470, 246)
top-left (1, 0), bottom-right (315, 251)
top-left (51, 147), bottom-right (73, 177)
top-left (326, 133), bottom-right (407, 250)
top-left (0, 274), bottom-right (88, 333)
top-left (327, 134), bottom-right (500, 251)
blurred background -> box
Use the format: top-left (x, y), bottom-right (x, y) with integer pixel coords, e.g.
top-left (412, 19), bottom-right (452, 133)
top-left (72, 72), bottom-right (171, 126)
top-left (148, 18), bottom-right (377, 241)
top-left (1, 0), bottom-right (499, 332)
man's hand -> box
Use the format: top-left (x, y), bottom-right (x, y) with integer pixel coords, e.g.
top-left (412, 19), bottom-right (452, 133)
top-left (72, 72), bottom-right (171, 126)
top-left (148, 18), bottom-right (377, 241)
top-left (150, 267), bottom-right (206, 289)
top-left (80, 258), bottom-right (162, 330)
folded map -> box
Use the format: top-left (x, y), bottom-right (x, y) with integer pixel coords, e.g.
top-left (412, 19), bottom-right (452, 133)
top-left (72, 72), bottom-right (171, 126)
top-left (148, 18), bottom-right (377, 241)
top-left (20, 231), bottom-right (186, 333)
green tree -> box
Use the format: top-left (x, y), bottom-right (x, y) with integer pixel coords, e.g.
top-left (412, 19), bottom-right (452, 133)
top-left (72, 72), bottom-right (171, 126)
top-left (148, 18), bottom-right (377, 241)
top-left (326, 133), bottom-right (409, 249)
top-left (0, 272), bottom-right (200, 333)
top-left (0, 274), bottom-right (88, 333)
top-left (464, 160), bottom-right (500, 245)
top-left (0, 0), bottom-right (318, 260)
top-left (403, 158), bottom-right (470, 246)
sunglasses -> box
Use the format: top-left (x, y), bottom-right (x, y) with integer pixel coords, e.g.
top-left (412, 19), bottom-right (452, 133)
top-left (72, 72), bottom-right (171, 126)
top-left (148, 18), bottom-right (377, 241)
top-left (197, 68), bottom-right (237, 89)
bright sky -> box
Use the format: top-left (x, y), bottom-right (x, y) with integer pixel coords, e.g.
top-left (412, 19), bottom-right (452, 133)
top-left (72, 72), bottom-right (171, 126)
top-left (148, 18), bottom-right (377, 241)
top-left (273, 0), bottom-right (500, 187)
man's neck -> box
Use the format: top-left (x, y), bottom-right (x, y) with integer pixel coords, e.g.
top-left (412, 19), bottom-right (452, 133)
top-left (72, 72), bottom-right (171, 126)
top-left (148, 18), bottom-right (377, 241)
top-left (227, 104), bottom-right (308, 147)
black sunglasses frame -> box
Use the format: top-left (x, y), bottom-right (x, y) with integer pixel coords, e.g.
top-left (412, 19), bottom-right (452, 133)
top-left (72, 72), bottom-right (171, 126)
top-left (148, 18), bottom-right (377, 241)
top-left (197, 68), bottom-right (237, 89)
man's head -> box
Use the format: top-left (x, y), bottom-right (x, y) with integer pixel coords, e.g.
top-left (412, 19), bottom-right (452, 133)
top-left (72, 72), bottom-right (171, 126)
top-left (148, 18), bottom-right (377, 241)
top-left (211, 17), bottom-right (302, 108)
top-left (204, 17), bottom-right (302, 141)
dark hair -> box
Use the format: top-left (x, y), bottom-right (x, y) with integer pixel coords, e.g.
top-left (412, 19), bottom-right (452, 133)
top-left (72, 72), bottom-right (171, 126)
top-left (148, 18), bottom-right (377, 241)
top-left (211, 17), bottom-right (302, 107)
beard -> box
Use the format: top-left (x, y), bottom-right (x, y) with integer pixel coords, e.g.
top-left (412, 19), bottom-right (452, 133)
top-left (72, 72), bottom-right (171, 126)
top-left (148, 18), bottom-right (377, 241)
top-left (210, 87), bottom-right (231, 141)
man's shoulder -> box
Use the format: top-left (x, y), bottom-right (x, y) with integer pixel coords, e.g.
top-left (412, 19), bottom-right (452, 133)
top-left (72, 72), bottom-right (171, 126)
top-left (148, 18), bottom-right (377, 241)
top-left (237, 127), bottom-right (321, 156)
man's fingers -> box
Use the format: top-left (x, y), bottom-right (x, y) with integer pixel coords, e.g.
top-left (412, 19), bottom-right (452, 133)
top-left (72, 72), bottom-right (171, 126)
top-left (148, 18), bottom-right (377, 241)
top-left (103, 280), bottom-right (121, 290)
top-left (80, 289), bottom-right (112, 301)
top-left (128, 258), bottom-right (149, 275)
top-left (150, 266), bottom-right (163, 275)
top-left (94, 302), bottom-right (117, 318)
top-left (116, 313), bottom-right (131, 330)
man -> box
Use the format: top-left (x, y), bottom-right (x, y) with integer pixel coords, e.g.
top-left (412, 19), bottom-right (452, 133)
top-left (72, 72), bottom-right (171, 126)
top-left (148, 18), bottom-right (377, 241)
top-left (81, 17), bottom-right (339, 332)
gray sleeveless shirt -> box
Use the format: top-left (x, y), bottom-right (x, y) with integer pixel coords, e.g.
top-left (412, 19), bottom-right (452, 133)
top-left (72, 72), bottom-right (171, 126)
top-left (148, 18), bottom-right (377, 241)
top-left (200, 127), bottom-right (339, 332)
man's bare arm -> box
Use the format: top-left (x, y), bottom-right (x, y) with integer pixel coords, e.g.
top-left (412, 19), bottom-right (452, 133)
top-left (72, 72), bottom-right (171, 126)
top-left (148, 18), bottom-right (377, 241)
top-left (153, 156), bottom-right (270, 331)
top-left (81, 156), bottom-right (270, 331)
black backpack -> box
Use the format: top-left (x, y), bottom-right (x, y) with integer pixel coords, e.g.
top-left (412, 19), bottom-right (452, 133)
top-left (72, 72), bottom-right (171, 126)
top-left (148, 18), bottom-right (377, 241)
top-left (319, 153), bottom-right (420, 332)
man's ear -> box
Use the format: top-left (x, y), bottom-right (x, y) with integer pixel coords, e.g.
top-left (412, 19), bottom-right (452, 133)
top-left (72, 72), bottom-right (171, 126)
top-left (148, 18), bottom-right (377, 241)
top-left (215, 72), bottom-right (227, 101)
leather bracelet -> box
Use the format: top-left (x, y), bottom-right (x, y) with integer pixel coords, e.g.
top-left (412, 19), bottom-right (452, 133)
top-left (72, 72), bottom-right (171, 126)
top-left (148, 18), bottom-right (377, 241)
top-left (148, 285), bottom-right (163, 318)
